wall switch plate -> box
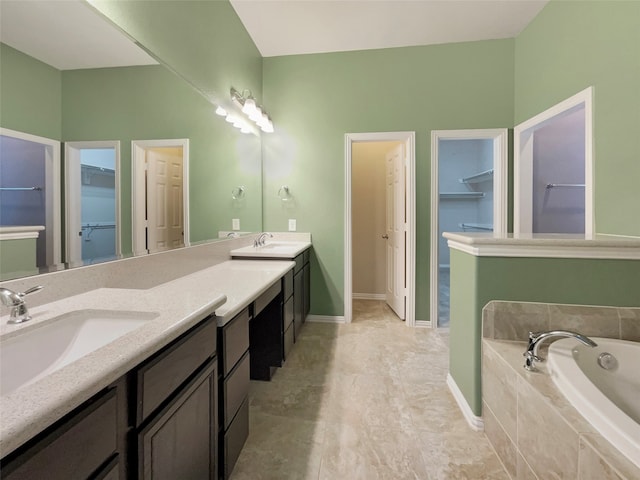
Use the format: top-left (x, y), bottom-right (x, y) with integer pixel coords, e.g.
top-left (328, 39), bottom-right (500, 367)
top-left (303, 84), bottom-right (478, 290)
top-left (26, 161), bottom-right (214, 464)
top-left (232, 218), bottom-right (240, 230)
top-left (288, 219), bottom-right (297, 232)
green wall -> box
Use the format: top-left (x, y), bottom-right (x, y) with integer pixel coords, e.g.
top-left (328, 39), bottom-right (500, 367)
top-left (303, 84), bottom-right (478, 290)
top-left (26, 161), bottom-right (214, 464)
top-left (88, 0), bottom-right (262, 112)
top-left (515, 0), bottom-right (640, 236)
top-left (0, 238), bottom-right (39, 280)
top-left (0, 43), bottom-right (62, 140)
top-left (262, 40), bottom-right (515, 317)
top-left (62, 65), bottom-right (262, 254)
top-left (450, 249), bottom-right (640, 415)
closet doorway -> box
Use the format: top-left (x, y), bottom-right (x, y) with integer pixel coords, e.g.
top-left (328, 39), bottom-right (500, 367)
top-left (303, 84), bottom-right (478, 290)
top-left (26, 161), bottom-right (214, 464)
top-left (514, 87), bottom-right (593, 236)
top-left (65, 141), bottom-right (121, 267)
top-left (430, 129), bottom-right (507, 328)
top-left (345, 132), bottom-right (416, 325)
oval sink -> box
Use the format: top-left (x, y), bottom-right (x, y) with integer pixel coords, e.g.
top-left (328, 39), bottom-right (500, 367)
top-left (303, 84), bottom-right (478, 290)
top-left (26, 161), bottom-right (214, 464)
top-left (0, 309), bottom-right (158, 395)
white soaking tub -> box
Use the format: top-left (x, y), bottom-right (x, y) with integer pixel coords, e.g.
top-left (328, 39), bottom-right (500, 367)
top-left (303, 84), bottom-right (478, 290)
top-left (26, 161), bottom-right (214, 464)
top-left (547, 337), bottom-right (640, 468)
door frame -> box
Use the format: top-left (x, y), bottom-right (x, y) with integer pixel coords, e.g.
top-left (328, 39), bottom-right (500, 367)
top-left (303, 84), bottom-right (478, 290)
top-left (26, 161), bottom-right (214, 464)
top-left (430, 129), bottom-right (508, 328)
top-left (131, 139), bottom-right (190, 256)
top-left (64, 140), bottom-right (121, 266)
top-left (0, 127), bottom-right (61, 270)
top-left (513, 86), bottom-right (594, 237)
top-left (345, 131), bottom-right (416, 326)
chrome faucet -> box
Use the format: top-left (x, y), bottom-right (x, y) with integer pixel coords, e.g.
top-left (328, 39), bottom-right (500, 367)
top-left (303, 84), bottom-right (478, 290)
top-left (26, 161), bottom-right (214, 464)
top-left (0, 286), bottom-right (44, 324)
top-left (523, 330), bottom-right (597, 371)
top-left (254, 232), bottom-right (273, 247)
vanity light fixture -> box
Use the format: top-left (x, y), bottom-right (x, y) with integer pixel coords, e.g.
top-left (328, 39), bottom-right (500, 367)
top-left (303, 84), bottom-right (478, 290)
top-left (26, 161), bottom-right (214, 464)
top-left (230, 87), bottom-right (274, 133)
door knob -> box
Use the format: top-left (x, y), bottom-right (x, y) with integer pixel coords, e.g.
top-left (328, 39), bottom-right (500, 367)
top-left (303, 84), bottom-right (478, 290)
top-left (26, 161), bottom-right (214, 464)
top-left (382, 234), bottom-right (389, 239)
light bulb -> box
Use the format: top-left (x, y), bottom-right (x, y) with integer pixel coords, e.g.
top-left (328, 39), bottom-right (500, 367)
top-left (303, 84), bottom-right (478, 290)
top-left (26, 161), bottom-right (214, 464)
top-left (225, 115), bottom-right (236, 123)
top-left (242, 97), bottom-right (257, 117)
top-left (215, 106), bottom-right (227, 116)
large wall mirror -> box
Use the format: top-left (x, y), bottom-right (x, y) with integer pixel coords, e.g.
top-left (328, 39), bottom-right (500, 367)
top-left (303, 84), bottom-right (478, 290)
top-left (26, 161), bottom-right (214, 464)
top-left (0, 0), bottom-right (263, 281)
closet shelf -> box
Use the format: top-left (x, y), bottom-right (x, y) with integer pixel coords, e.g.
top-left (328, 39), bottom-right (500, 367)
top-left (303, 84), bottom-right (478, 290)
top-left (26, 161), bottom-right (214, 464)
top-left (459, 169), bottom-right (493, 184)
top-left (459, 223), bottom-right (493, 231)
top-left (439, 192), bottom-right (485, 199)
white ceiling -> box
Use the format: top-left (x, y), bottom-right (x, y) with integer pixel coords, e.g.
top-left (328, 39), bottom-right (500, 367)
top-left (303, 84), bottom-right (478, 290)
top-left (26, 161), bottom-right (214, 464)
top-left (0, 0), bottom-right (157, 70)
top-left (230, 0), bottom-right (549, 57)
top-left (0, 1), bottom-right (549, 70)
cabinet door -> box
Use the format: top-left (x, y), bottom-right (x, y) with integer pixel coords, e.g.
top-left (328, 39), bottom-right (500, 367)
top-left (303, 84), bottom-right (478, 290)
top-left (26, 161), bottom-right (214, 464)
top-left (139, 360), bottom-right (217, 480)
top-left (303, 262), bottom-right (311, 321)
top-left (294, 270), bottom-right (304, 338)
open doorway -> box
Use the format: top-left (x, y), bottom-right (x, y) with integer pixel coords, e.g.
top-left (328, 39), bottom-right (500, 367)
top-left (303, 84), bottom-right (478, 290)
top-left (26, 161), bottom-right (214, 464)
top-left (132, 139), bottom-right (189, 255)
top-left (514, 87), bottom-right (593, 236)
top-left (430, 129), bottom-right (508, 328)
top-left (345, 132), bottom-right (416, 326)
top-left (65, 141), bottom-right (121, 267)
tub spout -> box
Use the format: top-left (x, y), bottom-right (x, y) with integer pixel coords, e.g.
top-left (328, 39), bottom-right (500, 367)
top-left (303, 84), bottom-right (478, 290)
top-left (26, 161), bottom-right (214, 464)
top-left (524, 330), bottom-right (597, 371)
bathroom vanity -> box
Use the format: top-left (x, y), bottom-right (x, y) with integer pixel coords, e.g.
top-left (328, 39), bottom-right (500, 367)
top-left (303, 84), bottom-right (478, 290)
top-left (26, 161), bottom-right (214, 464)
top-left (0, 252), bottom-right (296, 480)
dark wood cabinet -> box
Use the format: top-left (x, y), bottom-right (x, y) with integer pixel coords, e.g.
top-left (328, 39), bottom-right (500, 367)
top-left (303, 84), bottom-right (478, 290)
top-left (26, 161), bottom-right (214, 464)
top-left (0, 388), bottom-right (119, 480)
top-left (138, 360), bottom-right (217, 480)
top-left (1, 316), bottom-right (220, 480)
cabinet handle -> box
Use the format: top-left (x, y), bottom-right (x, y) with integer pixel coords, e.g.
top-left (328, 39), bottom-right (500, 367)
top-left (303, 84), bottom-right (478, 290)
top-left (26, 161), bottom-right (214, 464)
top-left (382, 234), bottom-right (389, 239)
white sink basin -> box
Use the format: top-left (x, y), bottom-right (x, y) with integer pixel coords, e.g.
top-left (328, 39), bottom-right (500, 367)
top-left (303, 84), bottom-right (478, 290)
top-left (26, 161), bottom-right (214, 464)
top-left (0, 309), bottom-right (158, 395)
top-left (230, 241), bottom-right (310, 258)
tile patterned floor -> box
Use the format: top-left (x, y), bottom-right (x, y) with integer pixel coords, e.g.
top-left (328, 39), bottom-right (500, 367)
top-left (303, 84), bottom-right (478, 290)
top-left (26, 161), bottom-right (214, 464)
top-left (230, 300), bottom-right (508, 480)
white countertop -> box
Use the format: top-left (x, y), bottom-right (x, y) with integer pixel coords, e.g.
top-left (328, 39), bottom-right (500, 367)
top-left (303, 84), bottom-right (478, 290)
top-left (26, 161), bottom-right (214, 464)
top-left (0, 259), bottom-right (294, 456)
top-left (444, 232), bottom-right (640, 259)
top-left (230, 240), bottom-right (312, 259)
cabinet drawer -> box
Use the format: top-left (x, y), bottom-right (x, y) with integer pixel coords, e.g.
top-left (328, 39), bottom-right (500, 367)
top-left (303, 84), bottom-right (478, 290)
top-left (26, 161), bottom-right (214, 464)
top-left (219, 308), bottom-right (250, 376)
top-left (137, 317), bottom-right (217, 425)
top-left (254, 282), bottom-right (281, 316)
top-left (284, 295), bottom-right (293, 331)
top-left (222, 351), bottom-right (250, 430)
top-left (293, 253), bottom-right (304, 274)
top-left (222, 398), bottom-right (249, 480)
top-left (2, 389), bottom-right (117, 480)
top-left (283, 269), bottom-right (293, 301)
top-left (284, 323), bottom-right (294, 360)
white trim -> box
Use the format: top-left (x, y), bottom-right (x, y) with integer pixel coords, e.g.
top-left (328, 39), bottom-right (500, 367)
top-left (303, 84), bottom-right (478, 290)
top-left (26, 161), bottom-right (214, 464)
top-left (345, 132), bottom-right (416, 326)
top-left (598, 233), bottom-right (640, 240)
top-left (447, 374), bottom-right (484, 431)
top-left (64, 141), bottom-right (122, 266)
top-left (0, 226), bottom-right (45, 240)
top-left (430, 129), bottom-right (508, 329)
top-left (447, 239), bottom-right (640, 260)
top-left (415, 320), bottom-right (431, 328)
top-left (352, 293), bottom-right (386, 300)
top-left (0, 127), bottom-right (61, 270)
top-left (514, 87), bottom-right (594, 237)
top-left (131, 139), bottom-right (190, 256)
top-left (306, 315), bottom-right (346, 324)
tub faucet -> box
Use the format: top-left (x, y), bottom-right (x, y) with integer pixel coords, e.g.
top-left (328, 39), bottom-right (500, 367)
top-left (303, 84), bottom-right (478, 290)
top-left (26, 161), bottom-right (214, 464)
top-left (254, 232), bottom-right (273, 247)
top-left (524, 330), bottom-right (597, 371)
top-left (0, 285), bottom-right (44, 324)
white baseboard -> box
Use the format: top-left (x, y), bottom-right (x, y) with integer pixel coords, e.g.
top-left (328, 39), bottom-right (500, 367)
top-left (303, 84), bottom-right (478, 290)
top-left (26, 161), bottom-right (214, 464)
top-left (446, 373), bottom-right (484, 431)
top-left (352, 293), bottom-right (386, 300)
top-left (415, 319), bottom-right (432, 328)
top-left (306, 315), bottom-right (346, 324)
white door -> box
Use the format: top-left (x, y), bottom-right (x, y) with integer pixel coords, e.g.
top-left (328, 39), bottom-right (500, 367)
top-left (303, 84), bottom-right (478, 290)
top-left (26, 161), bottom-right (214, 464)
top-left (385, 143), bottom-right (406, 319)
top-left (146, 148), bottom-right (184, 253)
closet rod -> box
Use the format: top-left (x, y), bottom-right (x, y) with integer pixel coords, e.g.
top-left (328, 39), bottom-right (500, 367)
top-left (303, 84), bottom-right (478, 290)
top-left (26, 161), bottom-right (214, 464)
top-left (0, 186), bottom-right (42, 191)
top-left (546, 183), bottom-right (585, 189)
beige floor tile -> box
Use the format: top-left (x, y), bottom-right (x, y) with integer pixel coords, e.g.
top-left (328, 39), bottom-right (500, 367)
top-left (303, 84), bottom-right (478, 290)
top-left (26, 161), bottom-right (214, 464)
top-left (232, 300), bottom-right (507, 479)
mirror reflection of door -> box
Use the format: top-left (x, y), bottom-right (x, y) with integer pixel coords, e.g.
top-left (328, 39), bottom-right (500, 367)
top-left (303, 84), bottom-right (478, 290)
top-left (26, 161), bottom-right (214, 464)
top-left (65, 141), bottom-right (120, 267)
top-left (132, 139), bottom-right (189, 256)
top-left (146, 147), bottom-right (184, 253)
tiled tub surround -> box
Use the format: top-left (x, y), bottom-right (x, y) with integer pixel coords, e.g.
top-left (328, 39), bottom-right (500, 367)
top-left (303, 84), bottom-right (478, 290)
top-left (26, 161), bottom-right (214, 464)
top-left (0, 234), bottom-right (301, 456)
top-left (481, 301), bottom-right (640, 479)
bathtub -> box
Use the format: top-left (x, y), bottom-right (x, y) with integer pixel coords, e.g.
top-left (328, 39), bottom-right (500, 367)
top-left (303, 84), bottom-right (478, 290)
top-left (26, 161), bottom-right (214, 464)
top-left (547, 337), bottom-right (640, 468)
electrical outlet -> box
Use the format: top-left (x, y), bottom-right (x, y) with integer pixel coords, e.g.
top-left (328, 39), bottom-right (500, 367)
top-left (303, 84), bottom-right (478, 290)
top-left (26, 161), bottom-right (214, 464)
top-left (288, 219), bottom-right (297, 232)
top-left (232, 218), bottom-right (240, 230)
